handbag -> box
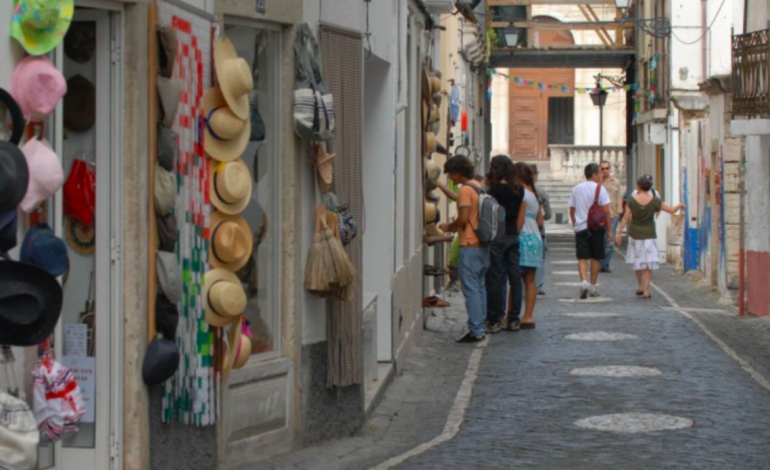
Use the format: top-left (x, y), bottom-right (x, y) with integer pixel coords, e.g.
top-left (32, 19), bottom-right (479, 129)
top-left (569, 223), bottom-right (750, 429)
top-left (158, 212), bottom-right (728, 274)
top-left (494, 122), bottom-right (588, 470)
top-left (587, 183), bottom-right (609, 231)
top-left (32, 346), bottom-right (85, 442)
top-left (63, 158), bottom-right (96, 226)
top-left (293, 23), bottom-right (335, 142)
top-left (0, 346), bottom-right (38, 470)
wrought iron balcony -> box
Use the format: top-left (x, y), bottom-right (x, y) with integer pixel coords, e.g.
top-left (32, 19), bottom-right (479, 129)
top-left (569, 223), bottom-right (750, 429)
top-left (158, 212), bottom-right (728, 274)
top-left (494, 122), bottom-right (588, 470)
top-left (732, 29), bottom-right (770, 119)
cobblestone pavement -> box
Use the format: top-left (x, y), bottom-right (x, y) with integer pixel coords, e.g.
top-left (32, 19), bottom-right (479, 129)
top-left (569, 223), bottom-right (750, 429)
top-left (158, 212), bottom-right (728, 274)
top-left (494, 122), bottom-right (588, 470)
top-left (252, 235), bottom-right (770, 469)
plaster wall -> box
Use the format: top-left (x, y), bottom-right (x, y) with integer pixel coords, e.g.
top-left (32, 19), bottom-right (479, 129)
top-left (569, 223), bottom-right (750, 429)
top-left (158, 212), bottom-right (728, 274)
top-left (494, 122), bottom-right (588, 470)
top-left (670, 0), bottom-right (705, 89)
top-left (746, 135), bottom-right (770, 316)
top-left (491, 72), bottom-right (509, 156)
top-left (746, 0), bottom-right (770, 32)
top-left (707, 0), bottom-right (737, 77)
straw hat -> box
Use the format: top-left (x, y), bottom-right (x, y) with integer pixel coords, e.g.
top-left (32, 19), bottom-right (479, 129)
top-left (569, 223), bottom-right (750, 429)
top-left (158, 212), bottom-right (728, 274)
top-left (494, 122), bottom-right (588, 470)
top-left (424, 202), bottom-right (437, 225)
top-left (424, 223), bottom-right (444, 237)
top-left (203, 86), bottom-right (250, 162)
top-left (428, 104), bottom-right (439, 124)
top-left (424, 158), bottom-right (441, 191)
top-left (429, 74), bottom-right (441, 96)
top-left (421, 69), bottom-right (431, 103)
top-left (222, 317), bottom-right (251, 380)
top-left (209, 211), bottom-right (252, 271)
top-left (203, 268), bottom-right (246, 327)
top-left (213, 37), bottom-right (253, 120)
top-left (423, 132), bottom-right (436, 156)
top-left (210, 159), bottom-right (252, 215)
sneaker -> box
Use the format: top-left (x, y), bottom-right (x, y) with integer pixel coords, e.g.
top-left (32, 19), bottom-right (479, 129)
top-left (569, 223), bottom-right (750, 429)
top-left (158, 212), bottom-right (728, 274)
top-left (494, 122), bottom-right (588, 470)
top-left (486, 321), bottom-right (502, 334)
top-left (589, 287), bottom-right (600, 298)
top-left (503, 320), bottom-right (521, 332)
top-left (456, 331), bottom-right (485, 343)
top-left (600, 267), bottom-right (612, 273)
top-left (579, 284), bottom-right (589, 300)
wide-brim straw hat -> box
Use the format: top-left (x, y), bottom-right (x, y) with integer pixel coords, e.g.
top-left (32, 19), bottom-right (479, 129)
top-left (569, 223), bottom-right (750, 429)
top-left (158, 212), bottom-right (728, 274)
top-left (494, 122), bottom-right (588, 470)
top-left (203, 86), bottom-right (250, 162)
top-left (222, 317), bottom-right (251, 381)
top-left (214, 37), bottom-right (253, 120)
top-left (424, 158), bottom-right (441, 191)
top-left (423, 132), bottom-right (436, 156)
top-left (209, 159), bottom-right (252, 215)
top-left (424, 202), bottom-right (437, 225)
top-left (429, 74), bottom-right (441, 96)
top-left (203, 268), bottom-right (246, 328)
top-left (424, 223), bottom-right (444, 237)
top-left (209, 211), bottom-right (253, 271)
top-left (428, 104), bottom-right (439, 124)
top-left (421, 69), bottom-right (431, 103)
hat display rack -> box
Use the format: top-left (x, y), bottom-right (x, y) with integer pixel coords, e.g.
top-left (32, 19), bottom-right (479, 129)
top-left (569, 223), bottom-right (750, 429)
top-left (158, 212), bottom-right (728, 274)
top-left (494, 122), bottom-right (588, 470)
top-left (144, 4), bottom-right (182, 391)
top-left (202, 34), bottom-right (255, 381)
top-left (1, 0), bottom-right (74, 356)
top-left (422, 65), bottom-right (452, 247)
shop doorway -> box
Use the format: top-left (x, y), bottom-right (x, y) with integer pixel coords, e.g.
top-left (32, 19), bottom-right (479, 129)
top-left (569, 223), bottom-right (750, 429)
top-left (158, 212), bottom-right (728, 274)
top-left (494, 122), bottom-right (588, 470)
top-left (37, 6), bottom-right (123, 470)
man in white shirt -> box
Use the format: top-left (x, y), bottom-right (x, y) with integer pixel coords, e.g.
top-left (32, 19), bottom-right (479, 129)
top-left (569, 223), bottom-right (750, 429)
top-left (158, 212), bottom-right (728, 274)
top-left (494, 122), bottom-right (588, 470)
top-left (568, 163), bottom-right (613, 299)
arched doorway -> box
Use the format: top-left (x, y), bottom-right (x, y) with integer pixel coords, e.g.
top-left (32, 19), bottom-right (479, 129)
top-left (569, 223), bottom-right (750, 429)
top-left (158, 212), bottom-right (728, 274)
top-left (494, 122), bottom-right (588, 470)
top-left (508, 16), bottom-right (575, 161)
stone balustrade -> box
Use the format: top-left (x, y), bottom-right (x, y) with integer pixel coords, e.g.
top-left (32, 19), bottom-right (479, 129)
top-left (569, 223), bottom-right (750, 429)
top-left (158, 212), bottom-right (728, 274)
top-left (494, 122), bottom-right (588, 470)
top-left (549, 145), bottom-right (627, 181)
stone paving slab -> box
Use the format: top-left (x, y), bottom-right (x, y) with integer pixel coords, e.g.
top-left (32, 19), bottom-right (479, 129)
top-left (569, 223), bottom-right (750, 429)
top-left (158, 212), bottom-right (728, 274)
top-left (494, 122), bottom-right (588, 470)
top-left (248, 234), bottom-right (770, 470)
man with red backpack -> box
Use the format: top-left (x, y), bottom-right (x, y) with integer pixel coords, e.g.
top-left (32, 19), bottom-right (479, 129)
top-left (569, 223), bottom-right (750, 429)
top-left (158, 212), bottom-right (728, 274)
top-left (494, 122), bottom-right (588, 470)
top-left (568, 163), bottom-right (613, 299)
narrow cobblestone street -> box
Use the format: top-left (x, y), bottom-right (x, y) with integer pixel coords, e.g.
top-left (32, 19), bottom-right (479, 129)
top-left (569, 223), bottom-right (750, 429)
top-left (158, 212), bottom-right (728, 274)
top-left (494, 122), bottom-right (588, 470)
top-left (253, 234), bottom-right (770, 469)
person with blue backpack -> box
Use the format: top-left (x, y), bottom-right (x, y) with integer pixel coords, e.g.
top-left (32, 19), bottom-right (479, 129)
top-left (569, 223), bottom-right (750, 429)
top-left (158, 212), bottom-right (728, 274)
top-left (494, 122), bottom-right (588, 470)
top-left (439, 155), bottom-right (505, 343)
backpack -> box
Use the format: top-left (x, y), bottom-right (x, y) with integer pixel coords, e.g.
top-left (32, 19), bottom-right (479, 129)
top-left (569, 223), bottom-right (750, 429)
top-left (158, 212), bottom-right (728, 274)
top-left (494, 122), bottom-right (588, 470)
top-left (587, 183), bottom-right (609, 231)
top-left (467, 183), bottom-right (506, 244)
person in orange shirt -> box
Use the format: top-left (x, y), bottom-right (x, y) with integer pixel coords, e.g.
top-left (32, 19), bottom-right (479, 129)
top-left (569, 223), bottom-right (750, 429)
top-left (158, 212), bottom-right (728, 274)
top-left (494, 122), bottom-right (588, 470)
top-left (439, 156), bottom-right (489, 343)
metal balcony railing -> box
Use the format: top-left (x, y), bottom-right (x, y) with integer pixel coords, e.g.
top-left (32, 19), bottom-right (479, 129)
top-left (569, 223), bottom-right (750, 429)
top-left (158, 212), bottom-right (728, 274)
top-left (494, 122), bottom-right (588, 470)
top-left (732, 29), bottom-right (770, 119)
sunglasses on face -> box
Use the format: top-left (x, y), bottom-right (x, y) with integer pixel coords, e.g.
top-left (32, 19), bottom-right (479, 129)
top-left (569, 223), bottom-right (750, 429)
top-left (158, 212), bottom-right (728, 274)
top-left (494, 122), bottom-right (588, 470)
top-left (600, 167), bottom-right (610, 170)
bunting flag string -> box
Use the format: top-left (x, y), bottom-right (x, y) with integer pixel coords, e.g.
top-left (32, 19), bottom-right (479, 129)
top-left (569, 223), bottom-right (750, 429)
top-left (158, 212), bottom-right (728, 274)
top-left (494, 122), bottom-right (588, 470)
top-left (486, 67), bottom-right (639, 95)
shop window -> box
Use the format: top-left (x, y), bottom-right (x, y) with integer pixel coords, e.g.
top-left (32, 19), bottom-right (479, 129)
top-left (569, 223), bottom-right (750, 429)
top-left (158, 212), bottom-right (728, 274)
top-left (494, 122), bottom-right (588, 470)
top-left (225, 24), bottom-right (281, 356)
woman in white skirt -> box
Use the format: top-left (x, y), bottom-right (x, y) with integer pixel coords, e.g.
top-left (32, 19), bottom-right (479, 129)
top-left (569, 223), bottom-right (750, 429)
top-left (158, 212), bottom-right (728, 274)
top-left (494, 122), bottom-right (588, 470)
top-left (615, 177), bottom-right (684, 298)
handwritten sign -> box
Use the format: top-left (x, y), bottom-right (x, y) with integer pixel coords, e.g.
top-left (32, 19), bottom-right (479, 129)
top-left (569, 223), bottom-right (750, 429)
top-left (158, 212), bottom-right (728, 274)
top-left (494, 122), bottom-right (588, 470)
top-left (64, 324), bottom-right (88, 357)
top-left (62, 356), bottom-right (96, 423)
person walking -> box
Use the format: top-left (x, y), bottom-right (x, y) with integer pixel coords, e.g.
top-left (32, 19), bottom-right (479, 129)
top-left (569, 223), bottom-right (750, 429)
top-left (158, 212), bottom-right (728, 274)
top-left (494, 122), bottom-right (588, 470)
top-left (568, 163), bottom-right (613, 299)
top-left (439, 155), bottom-right (489, 343)
top-left (530, 164), bottom-right (552, 295)
top-left (616, 177), bottom-right (684, 298)
top-left (506, 162), bottom-right (543, 330)
top-left (484, 156), bottom-right (525, 334)
top-left (600, 161), bottom-right (623, 273)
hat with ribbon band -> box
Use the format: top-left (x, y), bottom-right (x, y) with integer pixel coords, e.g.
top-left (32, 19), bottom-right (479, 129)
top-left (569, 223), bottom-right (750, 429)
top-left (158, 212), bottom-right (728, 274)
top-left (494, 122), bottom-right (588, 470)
top-left (203, 86), bottom-right (250, 162)
top-left (203, 268), bottom-right (246, 328)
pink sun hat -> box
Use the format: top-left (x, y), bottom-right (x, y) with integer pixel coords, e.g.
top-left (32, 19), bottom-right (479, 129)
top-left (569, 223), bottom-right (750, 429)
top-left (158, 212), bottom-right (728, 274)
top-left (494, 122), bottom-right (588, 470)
top-left (19, 137), bottom-right (64, 213)
top-left (11, 56), bottom-right (67, 122)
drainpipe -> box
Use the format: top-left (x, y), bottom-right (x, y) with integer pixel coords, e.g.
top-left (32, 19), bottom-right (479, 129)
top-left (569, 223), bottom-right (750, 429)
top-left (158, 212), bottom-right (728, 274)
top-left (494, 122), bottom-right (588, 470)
top-left (701, 0), bottom-right (708, 79)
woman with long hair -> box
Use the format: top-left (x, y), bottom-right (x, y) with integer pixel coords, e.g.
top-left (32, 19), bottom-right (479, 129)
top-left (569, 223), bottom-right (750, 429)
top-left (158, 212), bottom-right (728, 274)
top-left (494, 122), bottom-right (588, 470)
top-left (484, 155), bottom-right (525, 333)
top-left (616, 176), bottom-right (684, 298)
top-left (506, 162), bottom-right (543, 330)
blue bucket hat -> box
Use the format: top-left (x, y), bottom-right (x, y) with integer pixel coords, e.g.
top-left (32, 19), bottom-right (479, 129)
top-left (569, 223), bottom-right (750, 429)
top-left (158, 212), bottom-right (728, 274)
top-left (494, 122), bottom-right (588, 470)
top-left (20, 223), bottom-right (69, 277)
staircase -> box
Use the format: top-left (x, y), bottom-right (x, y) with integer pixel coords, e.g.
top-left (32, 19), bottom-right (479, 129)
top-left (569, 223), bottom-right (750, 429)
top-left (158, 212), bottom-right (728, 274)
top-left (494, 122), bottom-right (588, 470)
top-left (536, 178), bottom-right (576, 235)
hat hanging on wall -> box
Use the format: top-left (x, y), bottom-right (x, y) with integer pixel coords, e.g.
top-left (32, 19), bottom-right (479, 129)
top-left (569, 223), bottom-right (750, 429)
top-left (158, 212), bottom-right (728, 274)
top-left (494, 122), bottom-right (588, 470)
top-left (63, 75), bottom-right (96, 133)
top-left (154, 164), bottom-right (177, 217)
top-left (155, 212), bottom-right (177, 253)
top-left (213, 37), bottom-right (253, 120)
top-left (157, 122), bottom-right (178, 172)
top-left (156, 251), bottom-right (182, 304)
top-left (20, 223), bottom-right (69, 278)
top-left (19, 137), bottom-right (63, 213)
top-left (155, 293), bottom-right (178, 339)
top-left (203, 268), bottom-right (247, 328)
top-left (10, 56), bottom-right (67, 122)
top-left (0, 261), bottom-right (63, 346)
top-left (157, 26), bottom-right (177, 79)
top-left (0, 142), bottom-right (30, 214)
top-left (222, 316), bottom-right (252, 381)
top-left (209, 211), bottom-right (253, 272)
top-left (423, 132), bottom-right (436, 156)
top-left (64, 21), bottom-right (95, 63)
top-left (424, 158), bottom-right (441, 191)
top-left (0, 88), bottom-right (25, 146)
top-left (11, 0), bottom-right (74, 56)
top-left (209, 159), bottom-right (252, 215)
top-left (64, 216), bottom-right (95, 255)
top-left (157, 76), bottom-right (180, 129)
top-left (203, 86), bottom-right (250, 162)
top-left (141, 336), bottom-right (180, 387)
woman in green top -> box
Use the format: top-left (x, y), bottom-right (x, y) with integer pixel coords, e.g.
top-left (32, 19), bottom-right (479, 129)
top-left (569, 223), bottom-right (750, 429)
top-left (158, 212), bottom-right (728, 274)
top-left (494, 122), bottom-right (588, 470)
top-left (616, 176), bottom-right (684, 298)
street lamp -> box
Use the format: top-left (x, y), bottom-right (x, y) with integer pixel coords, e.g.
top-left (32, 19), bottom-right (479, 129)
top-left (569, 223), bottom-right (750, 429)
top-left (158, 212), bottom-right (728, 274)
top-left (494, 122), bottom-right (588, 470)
top-left (503, 27), bottom-right (519, 47)
top-left (590, 84), bottom-right (608, 160)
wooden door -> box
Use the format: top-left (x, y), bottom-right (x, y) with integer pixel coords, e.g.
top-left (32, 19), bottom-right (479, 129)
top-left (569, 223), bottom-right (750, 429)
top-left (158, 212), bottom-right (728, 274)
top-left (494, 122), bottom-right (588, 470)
top-left (508, 68), bottom-right (574, 160)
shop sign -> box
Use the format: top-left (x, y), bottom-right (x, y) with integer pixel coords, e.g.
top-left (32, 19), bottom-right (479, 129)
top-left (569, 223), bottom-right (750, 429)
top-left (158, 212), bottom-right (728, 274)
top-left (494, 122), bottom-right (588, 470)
top-left (257, 0), bottom-right (266, 13)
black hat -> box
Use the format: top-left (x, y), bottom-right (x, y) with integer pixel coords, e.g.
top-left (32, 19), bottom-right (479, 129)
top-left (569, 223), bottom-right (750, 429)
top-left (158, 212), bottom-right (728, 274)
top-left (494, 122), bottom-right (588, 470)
top-left (0, 261), bottom-right (63, 346)
top-left (142, 337), bottom-right (180, 387)
top-left (0, 88), bottom-right (24, 146)
top-left (0, 142), bottom-right (29, 213)
top-left (156, 212), bottom-right (177, 253)
top-left (155, 293), bottom-right (179, 339)
top-left (64, 22), bottom-right (96, 64)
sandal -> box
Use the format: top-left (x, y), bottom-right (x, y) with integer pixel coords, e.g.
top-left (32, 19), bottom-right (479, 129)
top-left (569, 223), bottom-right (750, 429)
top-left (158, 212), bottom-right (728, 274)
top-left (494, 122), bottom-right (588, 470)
top-left (642, 293), bottom-right (652, 299)
top-left (422, 296), bottom-right (450, 308)
top-left (519, 322), bottom-right (536, 330)
top-left (636, 290), bottom-right (644, 296)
